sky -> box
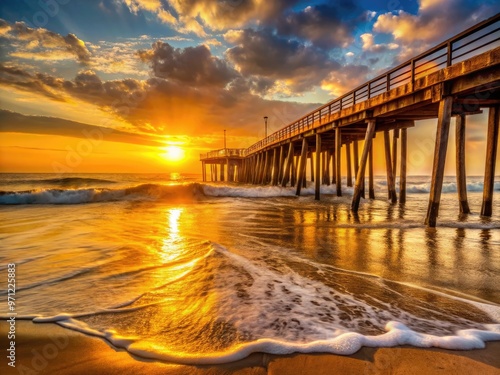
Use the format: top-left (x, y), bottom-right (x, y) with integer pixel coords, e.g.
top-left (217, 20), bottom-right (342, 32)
top-left (0, 0), bottom-right (499, 174)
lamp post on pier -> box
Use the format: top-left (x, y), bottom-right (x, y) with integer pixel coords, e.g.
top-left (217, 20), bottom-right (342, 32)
top-left (264, 116), bottom-right (268, 138)
top-left (224, 129), bottom-right (226, 150)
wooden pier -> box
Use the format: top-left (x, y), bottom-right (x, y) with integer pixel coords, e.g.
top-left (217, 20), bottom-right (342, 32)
top-left (201, 15), bottom-right (500, 226)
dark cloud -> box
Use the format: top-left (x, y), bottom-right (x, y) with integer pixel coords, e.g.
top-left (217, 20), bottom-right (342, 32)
top-left (0, 64), bottom-right (66, 101)
top-left (138, 41), bottom-right (239, 87)
top-left (166, 0), bottom-right (299, 31)
top-left (274, 3), bottom-right (358, 49)
top-left (225, 28), bottom-right (339, 93)
top-left (1, 19), bottom-right (91, 64)
top-left (0, 62), bottom-right (317, 139)
top-left (0, 109), bottom-right (164, 147)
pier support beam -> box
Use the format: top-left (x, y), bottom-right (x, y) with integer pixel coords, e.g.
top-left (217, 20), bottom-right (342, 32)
top-left (400, 128), bottom-right (408, 204)
top-left (310, 154), bottom-right (314, 182)
top-left (353, 140), bottom-right (365, 198)
top-left (282, 142), bottom-right (294, 187)
top-left (455, 114), bottom-right (470, 214)
top-left (324, 150), bottom-right (331, 185)
top-left (331, 149), bottom-right (336, 186)
top-left (336, 127), bottom-right (342, 196)
top-left (384, 131), bottom-right (397, 203)
top-left (346, 142), bottom-right (353, 187)
top-left (481, 106), bottom-right (499, 217)
top-left (425, 96), bottom-right (453, 227)
top-left (315, 133), bottom-right (321, 200)
top-left (296, 138), bottom-right (308, 196)
top-left (277, 145), bottom-right (285, 184)
top-left (392, 129), bottom-right (399, 181)
top-left (368, 143), bottom-right (375, 199)
top-left (272, 148), bottom-right (279, 185)
top-left (352, 120), bottom-right (376, 211)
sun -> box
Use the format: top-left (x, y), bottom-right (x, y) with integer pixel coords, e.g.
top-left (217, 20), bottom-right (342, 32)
top-left (161, 146), bottom-right (185, 162)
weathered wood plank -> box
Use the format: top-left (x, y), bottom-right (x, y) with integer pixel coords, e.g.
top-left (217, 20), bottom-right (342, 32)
top-left (352, 120), bottom-right (376, 211)
top-left (315, 133), bottom-right (321, 200)
top-left (425, 96), bottom-right (453, 226)
top-left (336, 127), bottom-right (342, 196)
top-left (296, 138), bottom-right (308, 196)
top-left (481, 106), bottom-right (499, 216)
top-left (400, 128), bottom-right (408, 204)
top-left (455, 114), bottom-right (470, 214)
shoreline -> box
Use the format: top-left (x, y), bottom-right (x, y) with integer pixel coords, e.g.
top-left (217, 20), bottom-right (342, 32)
top-left (1, 321), bottom-right (499, 374)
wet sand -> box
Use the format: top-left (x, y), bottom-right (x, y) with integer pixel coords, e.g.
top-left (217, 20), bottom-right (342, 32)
top-left (1, 321), bottom-right (499, 374)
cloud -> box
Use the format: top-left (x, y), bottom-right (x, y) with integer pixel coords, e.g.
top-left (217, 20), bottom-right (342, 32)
top-left (321, 64), bottom-right (370, 97)
top-left (118, 0), bottom-right (299, 36)
top-left (374, 0), bottom-right (499, 45)
top-left (138, 41), bottom-right (239, 87)
top-left (0, 60), bottom-right (318, 141)
top-left (166, 0), bottom-right (297, 30)
top-left (0, 19), bottom-right (91, 64)
top-left (0, 63), bottom-right (67, 101)
top-left (274, 3), bottom-right (357, 49)
top-left (360, 33), bottom-right (399, 53)
top-left (225, 28), bottom-right (338, 94)
top-left (0, 109), bottom-right (164, 147)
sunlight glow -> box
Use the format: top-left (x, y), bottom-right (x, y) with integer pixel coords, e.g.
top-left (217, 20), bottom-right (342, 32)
top-left (161, 146), bottom-right (185, 163)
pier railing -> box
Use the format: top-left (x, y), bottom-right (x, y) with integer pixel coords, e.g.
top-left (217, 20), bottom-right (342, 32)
top-left (243, 13), bottom-right (500, 156)
top-left (200, 148), bottom-right (246, 160)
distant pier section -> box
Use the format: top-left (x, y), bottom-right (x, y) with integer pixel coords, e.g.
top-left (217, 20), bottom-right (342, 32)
top-left (200, 148), bottom-right (246, 182)
top-left (201, 14), bottom-right (500, 226)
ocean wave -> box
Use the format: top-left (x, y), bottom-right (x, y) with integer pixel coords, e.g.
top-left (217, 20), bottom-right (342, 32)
top-left (0, 183), bottom-right (205, 205)
top-left (398, 181), bottom-right (500, 194)
top-left (2, 177), bottom-right (117, 186)
top-left (0, 183), bottom-right (348, 205)
top-left (1, 179), bottom-right (498, 205)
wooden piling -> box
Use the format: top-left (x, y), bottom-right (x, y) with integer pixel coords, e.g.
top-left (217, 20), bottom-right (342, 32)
top-left (455, 114), bottom-right (470, 214)
top-left (353, 140), bottom-right (365, 198)
top-left (272, 148), bottom-right (279, 185)
top-left (353, 141), bottom-right (359, 178)
top-left (262, 152), bottom-right (270, 184)
top-left (425, 96), bottom-right (453, 227)
top-left (277, 145), bottom-right (285, 184)
top-left (315, 133), bottom-right (321, 200)
top-left (368, 142), bottom-right (375, 199)
top-left (296, 138), bottom-right (308, 196)
top-left (346, 142), bottom-right (353, 187)
top-left (331, 149), bottom-right (336, 186)
top-left (352, 120), bottom-right (376, 211)
top-left (291, 155), bottom-right (297, 187)
top-left (324, 149), bottom-right (331, 186)
top-left (253, 154), bottom-right (260, 184)
top-left (336, 127), bottom-right (342, 196)
top-left (400, 128), bottom-right (408, 204)
top-left (481, 106), bottom-right (499, 217)
top-left (310, 154), bottom-right (314, 182)
top-left (392, 129), bottom-right (399, 180)
top-left (282, 142), bottom-right (294, 187)
top-left (384, 131), bottom-right (397, 203)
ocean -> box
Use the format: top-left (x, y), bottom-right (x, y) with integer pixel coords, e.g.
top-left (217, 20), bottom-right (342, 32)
top-left (1, 173), bottom-right (499, 364)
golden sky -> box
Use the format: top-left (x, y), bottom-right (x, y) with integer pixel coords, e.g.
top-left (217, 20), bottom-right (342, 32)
top-left (0, 0), bottom-right (498, 174)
